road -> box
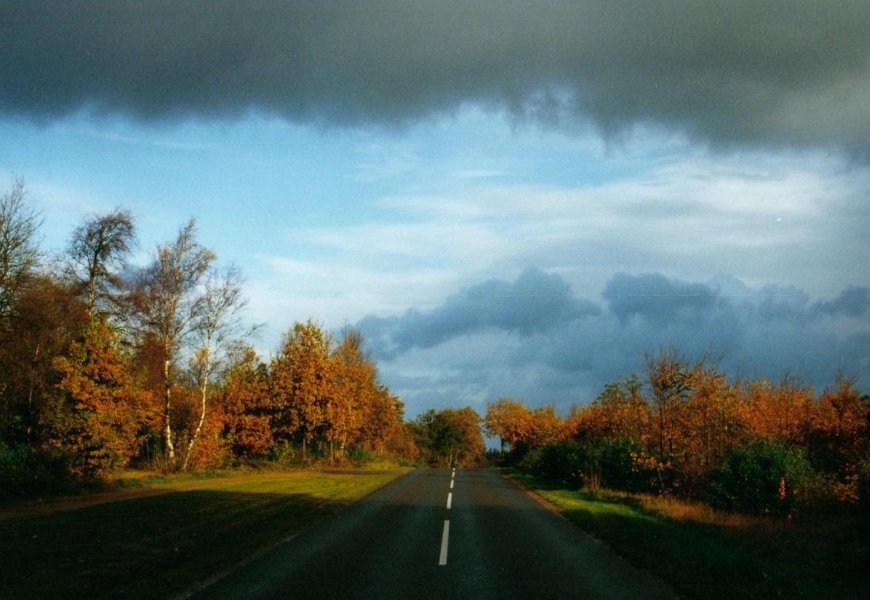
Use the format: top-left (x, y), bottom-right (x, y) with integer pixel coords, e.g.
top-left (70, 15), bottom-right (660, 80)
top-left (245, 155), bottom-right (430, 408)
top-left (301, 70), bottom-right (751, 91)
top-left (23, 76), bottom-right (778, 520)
top-left (186, 468), bottom-right (676, 600)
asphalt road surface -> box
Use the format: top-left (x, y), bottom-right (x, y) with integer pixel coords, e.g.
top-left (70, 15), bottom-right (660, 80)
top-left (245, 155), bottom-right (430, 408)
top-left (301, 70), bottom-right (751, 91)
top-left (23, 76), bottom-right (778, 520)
top-left (186, 468), bottom-right (676, 600)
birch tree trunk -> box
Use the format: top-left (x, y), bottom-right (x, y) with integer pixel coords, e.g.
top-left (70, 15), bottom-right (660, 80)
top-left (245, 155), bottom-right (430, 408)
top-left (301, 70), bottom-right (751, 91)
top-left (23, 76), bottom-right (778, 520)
top-left (182, 350), bottom-right (210, 471)
top-left (163, 355), bottom-right (175, 462)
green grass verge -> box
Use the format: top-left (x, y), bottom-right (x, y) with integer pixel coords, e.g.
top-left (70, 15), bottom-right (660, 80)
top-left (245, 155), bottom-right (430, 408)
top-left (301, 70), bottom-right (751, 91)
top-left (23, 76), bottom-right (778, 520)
top-left (0, 468), bottom-right (409, 600)
top-left (517, 474), bottom-right (869, 600)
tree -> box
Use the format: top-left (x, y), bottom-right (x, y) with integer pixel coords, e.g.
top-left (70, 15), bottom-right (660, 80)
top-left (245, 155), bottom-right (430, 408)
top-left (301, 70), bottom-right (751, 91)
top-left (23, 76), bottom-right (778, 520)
top-left (528, 405), bottom-right (569, 448)
top-left (484, 397), bottom-right (533, 455)
top-left (736, 378), bottom-right (814, 445)
top-left (0, 276), bottom-right (87, 443)
top-left (270, 320), bottom-right (333, 461)
top-left (328, 328), bottom-right (374, 458)
top-left (181, 265), bottom-right (250, 470)
top-left (645, 347), bottom-right (694, 487)
top-left (132, 220), bottom-right (215, 465)
top-left (414, 407), bottom-right (485, 467)
top-left (571, 376), bottom-right (649, 444)
top-left (51, 320), bottom-right (146, 478)
top-left (220, 345), bottom-right (273, 459)
top-left (807, 377), bottom-right (869, 488)
top-left (677, 363), bottom-right (742, 493)
top-left (67, 209), bottom-right (136, 320)
top-left (0, 179), bottom-right (42, 321)
top-left (357, 385), bottom-right (406, 456)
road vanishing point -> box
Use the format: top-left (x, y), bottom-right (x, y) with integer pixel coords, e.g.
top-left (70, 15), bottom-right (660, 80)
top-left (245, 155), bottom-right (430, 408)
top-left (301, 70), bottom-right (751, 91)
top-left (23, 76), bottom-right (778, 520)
top-left (186, 468), bottom-right (676, 600)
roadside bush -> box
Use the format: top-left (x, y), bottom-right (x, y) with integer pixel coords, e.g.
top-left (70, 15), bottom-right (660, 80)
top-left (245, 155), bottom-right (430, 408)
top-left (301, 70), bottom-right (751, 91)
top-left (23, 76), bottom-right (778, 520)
top-left (592, 438), bottom-right (653, 493)
top-left (268, 439), bottom-right (299, 466)
top-left (0, 442), bottom-right (76, 497)
top-left (519, 442), bottom-right (585, 487)
top-left (708, 439), bottom-right (816, 515)
top-left (517, 447), bottom-right (542, 474)
top-left (346, 447), bottom-right (375, 464)
top-left (519, 439), bottom-right (656, 493)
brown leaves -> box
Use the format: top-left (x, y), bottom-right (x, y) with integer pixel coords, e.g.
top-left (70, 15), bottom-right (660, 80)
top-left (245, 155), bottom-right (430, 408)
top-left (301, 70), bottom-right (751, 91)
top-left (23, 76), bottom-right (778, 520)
top-left (52, 321), bottom-right (148, 479)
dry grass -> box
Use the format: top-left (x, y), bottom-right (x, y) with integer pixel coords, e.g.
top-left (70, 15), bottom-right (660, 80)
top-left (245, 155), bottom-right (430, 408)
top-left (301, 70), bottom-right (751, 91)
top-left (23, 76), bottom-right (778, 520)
top-left (623, 491), bottom-right (762, 528)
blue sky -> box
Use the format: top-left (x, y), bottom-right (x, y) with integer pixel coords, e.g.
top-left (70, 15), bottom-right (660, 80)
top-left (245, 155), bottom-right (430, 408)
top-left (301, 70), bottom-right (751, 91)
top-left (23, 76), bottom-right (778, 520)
top-left (2, 2), bottom-right (869, 417)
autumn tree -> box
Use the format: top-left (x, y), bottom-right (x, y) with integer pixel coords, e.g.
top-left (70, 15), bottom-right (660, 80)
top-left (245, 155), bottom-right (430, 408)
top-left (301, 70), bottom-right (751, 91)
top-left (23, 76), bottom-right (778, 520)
top-left (0, 179), bottom-right (42, 322)
top-left (485, 398), bottom-right (569, 458)
top-left (132, 220), bottom-right (215, 466)
top-left (678, 363), bottom-right (742, 492)
top-left (51, 320), bottom-right (147, 478)
top-left (328, 328), bottom-right (371, 459)
top-left (807, 377), bottom-right (869, 491)
top-left (645, 347), bottom-right (694, 488)
top-left (528, 405), bottom-right (570, 448)
top-left (270, 320), bottom-right (333, 461)
top-left (413, 407), bottom-right (485, 467)
top-left (220, 345), bottom-right (273, 459)
top-left (484, 397), bottom-right (533, 455)
top-left (66, 209), bottom-right (136, 321)
top-left (571, 376), bottom-right (649, 444)
top-left (735, 378), bottom-right (814, 444)
top-left (357, 385), bottom-right (407, 457)
top-left (0, 276), bottom-right (87, 444)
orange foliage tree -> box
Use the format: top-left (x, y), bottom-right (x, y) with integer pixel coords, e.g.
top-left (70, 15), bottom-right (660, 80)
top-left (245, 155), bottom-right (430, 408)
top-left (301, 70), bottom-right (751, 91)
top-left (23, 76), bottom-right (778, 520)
top-left (219, 346), bottom-right (273, 459)
top-left (807, 378), bottom-right (869, 499)
top-left (270, 320), bottom-right (334, 461)
top-left (328, 329), bottom-right (371, 458)
top-left (51, 321), bottom-right (148, 478)
top-left (484, 397), bottom-right (533, 454)
top-left (570, 376), bottom-right (649, 444)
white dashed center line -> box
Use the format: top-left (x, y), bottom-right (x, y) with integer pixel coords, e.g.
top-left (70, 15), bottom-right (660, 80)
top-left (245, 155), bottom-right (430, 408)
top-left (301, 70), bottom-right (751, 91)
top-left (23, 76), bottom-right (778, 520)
top-left (439, 520), bottom-right (450, 566)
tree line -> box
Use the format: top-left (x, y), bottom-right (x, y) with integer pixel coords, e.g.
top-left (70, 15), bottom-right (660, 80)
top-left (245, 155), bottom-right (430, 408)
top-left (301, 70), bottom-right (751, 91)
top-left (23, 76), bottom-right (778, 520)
top-left (1, 181), bottom-right (486, 495)
top-left (486, 348), bottom-right (870, 517)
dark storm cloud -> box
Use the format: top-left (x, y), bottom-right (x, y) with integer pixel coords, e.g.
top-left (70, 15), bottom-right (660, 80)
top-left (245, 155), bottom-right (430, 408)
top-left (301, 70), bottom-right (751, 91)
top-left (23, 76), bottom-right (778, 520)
top-left (603, 272), bottom-right (717, 325)
top-left (3, 1), bottom-right (870, 153)
top-left (362, 271), bottom-right (870, 412)
top-left (358, 267), bottom-right (599, 357)
top-left (813, 286), bottom-right (870, 318)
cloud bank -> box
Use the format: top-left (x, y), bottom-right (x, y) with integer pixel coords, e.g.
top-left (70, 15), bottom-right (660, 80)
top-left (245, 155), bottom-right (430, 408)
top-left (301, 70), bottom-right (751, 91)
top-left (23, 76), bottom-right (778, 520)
top-left (359, 268), bottom-right (600, 357)
top-left (3, 1), bottom-right (870, 154)
top-left (358, 269), bottom-right (870, 414)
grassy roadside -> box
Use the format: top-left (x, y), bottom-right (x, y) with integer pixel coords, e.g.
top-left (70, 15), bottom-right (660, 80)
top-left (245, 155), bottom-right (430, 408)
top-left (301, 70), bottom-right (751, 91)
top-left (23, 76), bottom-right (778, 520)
top-left (0, 467), bottom-right (410, 600)
top-left (512, 472), bottom-right (869, 600)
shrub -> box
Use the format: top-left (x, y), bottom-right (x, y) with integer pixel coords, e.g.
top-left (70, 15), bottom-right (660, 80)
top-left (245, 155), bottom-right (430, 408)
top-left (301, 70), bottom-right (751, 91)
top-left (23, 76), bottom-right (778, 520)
top-left (346, 447), bottom-right (375, 464)
top-left (268, 439), bottom-right (298, 466)
top-left (708, 439), bottom-right (816, 515)
top-left (519, 439), bottom-right (656, 492)
top-left (0, 442), bottom-right (76, 497)
top-left (519, 442), bottom-right (586, 487)
top-left (591, 438), bottom-right (654, 493)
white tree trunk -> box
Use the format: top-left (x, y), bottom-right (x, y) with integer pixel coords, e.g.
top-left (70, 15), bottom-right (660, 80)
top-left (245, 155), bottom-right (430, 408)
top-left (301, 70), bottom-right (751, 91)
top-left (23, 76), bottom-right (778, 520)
top-left (182, 350), bottom-right (211, 471)
top-left (163, 356), bottom-right (175, 463)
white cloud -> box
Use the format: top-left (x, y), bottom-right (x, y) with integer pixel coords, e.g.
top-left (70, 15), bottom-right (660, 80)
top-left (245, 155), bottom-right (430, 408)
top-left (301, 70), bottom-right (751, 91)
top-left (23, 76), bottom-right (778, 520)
top-left (249, 145), bottom-right (869, 360)
top-left (373, 149), bottom-right (867, 294)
